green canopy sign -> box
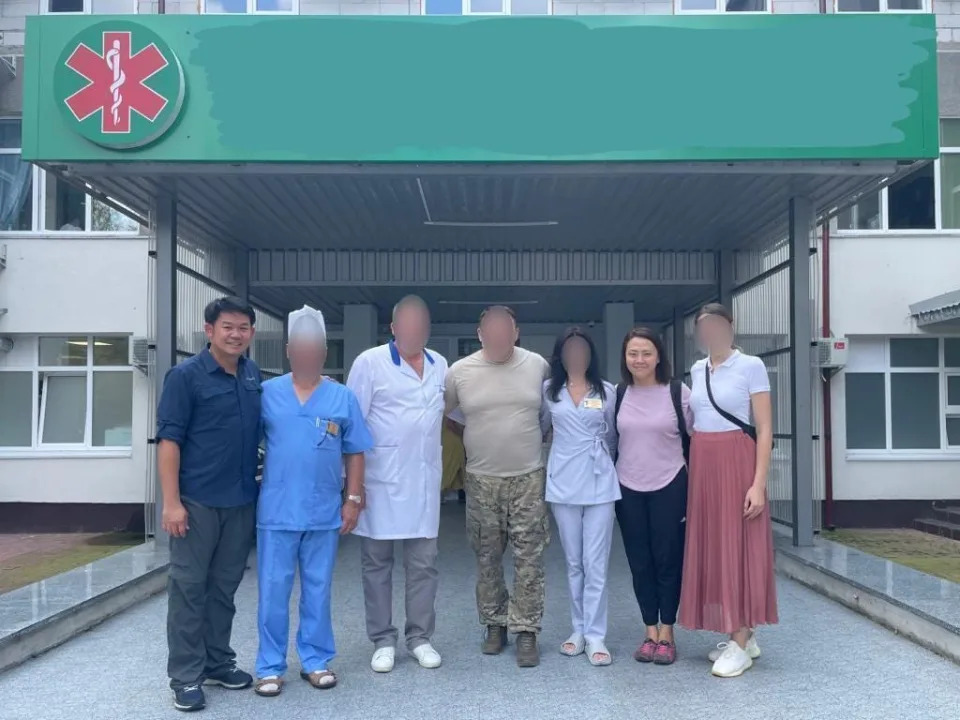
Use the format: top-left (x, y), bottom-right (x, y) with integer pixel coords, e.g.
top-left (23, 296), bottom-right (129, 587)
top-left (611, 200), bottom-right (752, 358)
top-left (54, 21), bottom-right (185, 150)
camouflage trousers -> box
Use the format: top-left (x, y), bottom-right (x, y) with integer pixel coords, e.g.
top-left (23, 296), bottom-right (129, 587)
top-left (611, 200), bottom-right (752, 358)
top-left (465, 468), bottom-right (549, 635)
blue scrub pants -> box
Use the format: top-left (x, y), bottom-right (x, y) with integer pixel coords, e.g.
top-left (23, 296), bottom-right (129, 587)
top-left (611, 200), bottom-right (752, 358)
top-left (255, 528), bottom-right (339, 678)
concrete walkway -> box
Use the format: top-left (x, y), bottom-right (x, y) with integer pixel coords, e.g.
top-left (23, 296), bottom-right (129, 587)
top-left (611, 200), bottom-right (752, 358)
top-left (3, 504), bottom-right (960, 720)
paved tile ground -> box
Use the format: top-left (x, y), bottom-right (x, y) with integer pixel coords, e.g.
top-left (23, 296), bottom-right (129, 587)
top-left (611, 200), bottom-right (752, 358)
top-left (3, 505), bottom-right (960, 720)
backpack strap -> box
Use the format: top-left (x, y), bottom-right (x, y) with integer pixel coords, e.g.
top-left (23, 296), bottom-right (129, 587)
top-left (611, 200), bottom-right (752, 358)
top-left (670, 378), bottom-right (691, 465)
top-left (614, 382), bottom-right (627, 423)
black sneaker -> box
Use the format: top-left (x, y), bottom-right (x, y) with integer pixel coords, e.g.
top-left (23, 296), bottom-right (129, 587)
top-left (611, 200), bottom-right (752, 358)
top-left (203, 666), bottom-right (253, 690)
top-left (173, 684), bottom-right (205, 712)
top-left (458, 490), bottom-right (466, 504)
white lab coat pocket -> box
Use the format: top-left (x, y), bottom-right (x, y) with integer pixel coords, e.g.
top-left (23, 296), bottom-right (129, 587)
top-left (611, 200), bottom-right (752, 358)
top-left (366, 445), bottom-right (400, 485)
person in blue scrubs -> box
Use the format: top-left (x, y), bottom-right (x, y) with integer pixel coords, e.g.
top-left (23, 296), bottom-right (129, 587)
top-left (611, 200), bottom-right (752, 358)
top-left (253, 306), bottom-right (373, 697)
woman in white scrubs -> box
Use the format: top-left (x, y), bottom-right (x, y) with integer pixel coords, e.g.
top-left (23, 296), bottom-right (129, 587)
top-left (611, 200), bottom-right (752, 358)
top-left (540, 327), bottom-right (619, 666)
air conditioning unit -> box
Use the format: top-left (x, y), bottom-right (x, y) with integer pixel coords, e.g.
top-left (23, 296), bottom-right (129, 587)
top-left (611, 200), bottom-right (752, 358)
top-left (130, 337), bottom-right (153, 373)
top-left (812, 337), bottom-right (848, 369)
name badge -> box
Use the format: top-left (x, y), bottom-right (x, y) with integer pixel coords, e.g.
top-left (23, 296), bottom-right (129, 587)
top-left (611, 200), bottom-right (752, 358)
top-left (326, 420), bottom-right (340, 436)
top-left (583, 398), bottom-right (603, 410)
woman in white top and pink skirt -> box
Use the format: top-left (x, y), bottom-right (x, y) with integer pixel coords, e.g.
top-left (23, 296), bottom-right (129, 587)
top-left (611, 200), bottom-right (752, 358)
top-left (679, 303), bottom-right (779, 678)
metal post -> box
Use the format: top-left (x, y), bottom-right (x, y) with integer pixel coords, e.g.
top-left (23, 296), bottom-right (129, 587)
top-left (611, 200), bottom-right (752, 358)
top-left (718, 248), bottom-right (735, 308)
top-left (282, 312), bottom-right (290, 374)
top-left (672, 305), bottom-right (686, 377)
top-left (789, 196), bottom-right (815, 547)
top-left (154, 190), bottom-right (177, 545)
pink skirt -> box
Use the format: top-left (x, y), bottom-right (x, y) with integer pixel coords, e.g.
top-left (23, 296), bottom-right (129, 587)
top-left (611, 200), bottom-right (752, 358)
top-left (678, 430), bottom-right (778, 633)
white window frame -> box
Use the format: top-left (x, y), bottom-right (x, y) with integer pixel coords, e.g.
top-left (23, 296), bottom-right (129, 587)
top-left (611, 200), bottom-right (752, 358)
top-left (674, 0), bottom-right (772, 14)
top-left (0, 336), bottom-right (134, 458)
top-left (834, 0), bottom-right (930, 13)
top-left (201, 0), bottom-right (300, 13)
top-left (41, 0), bottom-right (140, 14)
top-left (420, 0), bottom-right (553, 15)
top-left (845, 337), bottom-right (960, 460)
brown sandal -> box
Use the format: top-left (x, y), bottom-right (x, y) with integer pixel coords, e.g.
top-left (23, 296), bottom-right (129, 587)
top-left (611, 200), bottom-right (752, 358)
top-left (300, 669), bottom-right (337, 689)
top-left (254, 676), bottom-right (283, 697)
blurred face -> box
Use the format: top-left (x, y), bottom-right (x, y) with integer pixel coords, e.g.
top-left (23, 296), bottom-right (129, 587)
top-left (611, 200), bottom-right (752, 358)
top-left (478, 312), bottom-right (519, 362)
top-left (391, 303), bottom-right (431, 356)
top-left (204, 311), bottom-right (254, 360)
top-left (287, 338), bottom-right (327, 377)
top-left (696, 312), bottom-right (735, 354)
top-left (561, 336), bottom-right (591, 377)
top-left (625, 337), bottom-right (658, 384)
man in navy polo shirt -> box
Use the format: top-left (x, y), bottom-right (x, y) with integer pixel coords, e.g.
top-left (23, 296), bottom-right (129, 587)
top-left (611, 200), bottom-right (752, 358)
top-left (156, 296), bottom-right (262, 713)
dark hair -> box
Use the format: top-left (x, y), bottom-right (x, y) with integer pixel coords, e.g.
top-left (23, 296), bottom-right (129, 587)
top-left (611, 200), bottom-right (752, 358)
top-left (620, 327), bottom-right (672, 387)
top-left (547, 327), bottom-right (604, 402)
top-left (695, 302), bottom-right (734, 325)
top-left (204, 296), bottom-right (256, 326)
top-left (479, 305), bottom-right (516, 325)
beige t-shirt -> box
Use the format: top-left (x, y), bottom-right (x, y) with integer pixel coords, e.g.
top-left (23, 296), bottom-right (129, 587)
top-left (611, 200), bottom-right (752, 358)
top-left (445, 347), bottom-right (551, 478)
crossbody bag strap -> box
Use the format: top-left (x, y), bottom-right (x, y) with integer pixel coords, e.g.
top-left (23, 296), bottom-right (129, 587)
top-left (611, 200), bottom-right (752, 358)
top-left (704, 364), bottom-right (757, 441)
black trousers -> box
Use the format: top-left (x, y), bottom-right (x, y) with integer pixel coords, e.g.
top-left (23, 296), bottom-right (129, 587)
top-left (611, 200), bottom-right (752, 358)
top-left (167, 498), bottom-right (255, 689)
top-left (615, 468), bottom-right (688, 627)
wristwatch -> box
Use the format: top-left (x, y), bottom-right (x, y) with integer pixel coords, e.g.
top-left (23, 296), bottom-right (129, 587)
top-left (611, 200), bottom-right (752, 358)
top-left (346, 494), bottom-right (363, 505)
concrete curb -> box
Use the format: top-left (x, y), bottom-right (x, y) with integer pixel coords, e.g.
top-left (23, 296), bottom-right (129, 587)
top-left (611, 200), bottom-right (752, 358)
top-left (0, 563), bottom-right (169, 675)
top-left (776, 550), bottom-right (960, 665)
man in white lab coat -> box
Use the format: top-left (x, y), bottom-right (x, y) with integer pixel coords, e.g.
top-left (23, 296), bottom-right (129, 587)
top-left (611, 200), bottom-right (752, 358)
top-left (346, 295), bottom-right (448, 674)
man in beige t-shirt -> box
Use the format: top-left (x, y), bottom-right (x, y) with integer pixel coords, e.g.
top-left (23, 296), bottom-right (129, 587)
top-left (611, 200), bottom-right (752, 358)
top-left (444, 305), bottom-right (550, 668)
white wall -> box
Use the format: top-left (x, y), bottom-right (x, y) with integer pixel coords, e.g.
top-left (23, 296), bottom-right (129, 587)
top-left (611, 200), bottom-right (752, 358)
top-left (828, 232), bottom-right (960, 502)
top-left (0, 237), bottom-right (150, 505)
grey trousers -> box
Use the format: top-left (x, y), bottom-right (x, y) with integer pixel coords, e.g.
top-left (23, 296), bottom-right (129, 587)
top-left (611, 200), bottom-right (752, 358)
top-left (360, 537), bottom-right (439, 652)
top-left (167, 498), bottom-right (255, 689)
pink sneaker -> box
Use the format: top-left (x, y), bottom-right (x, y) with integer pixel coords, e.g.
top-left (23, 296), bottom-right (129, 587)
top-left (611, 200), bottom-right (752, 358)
top-left (653, 641), bottom-right (677, 665)
top-left (633, 639), bottom-right (658, 663)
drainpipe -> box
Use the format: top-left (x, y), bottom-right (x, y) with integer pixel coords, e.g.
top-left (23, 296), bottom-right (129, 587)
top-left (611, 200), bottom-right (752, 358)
top-left (819, 0), bottom-right (835, 533)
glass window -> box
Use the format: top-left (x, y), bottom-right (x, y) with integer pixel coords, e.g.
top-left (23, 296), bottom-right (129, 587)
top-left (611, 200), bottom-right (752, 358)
top-left (39, 336), bottom-right (88, 366)
top-left (890, 373), bottom-right (940, 449)
top-left (511, 0), bottom-right (549, 12)
top-left (469, 0), bottom-right (503, 10)
top-left (92, 372), bottom-right (133, 446)
top-left (42, 173), bottom-right (87, 231)
top-left (93, 337), bottom-right (129, 366)
top-left (844, 373), bottom-right (886, 450)
top-left (0, 157), bottom-right (34, 232)
top-left (458, 338), bottom-right (482, 358)
top-left (90, 200), bottom-right (140, 233)
top-left (424, 0), bottom-right (463, 11)
top-left (941, 154), bottom-right (960, 230)
top-left (680, 0), bottom-right (720, 8)
top-left (948, 375), bottom-right (960, 408)
top-left (91, 0), bottom-right (134, 10)
top-left (256, 0), bottom-right (293, 9)
top-left (946, 339), bottom-right (960, 368)
top-left (0, 120), bottom-right (22, 148)
top-left (889, 337), bottom-right (939, 368)
top-left (206, 0), bottom-right (247, 10)
top-left (837, 0), bottom-right (880, 8)
top-left (836, 193), bottom-right (881, 231)
top-left (41, 374), bottom-right (87, 444)
top-left (947, 417), bottom-right (960, 447)
top-left (887, 163), bottom-right (935, 230)
top-left (326, 340), bottom-right (344, 370)
top-left (886, 0), bottom-right (923, 8)
top-left (0, 372), bottom-right (33, 447)
top-left (941, 119), bottom-right (960, 149)
top-left (48, 0), bottom-right (86, 11)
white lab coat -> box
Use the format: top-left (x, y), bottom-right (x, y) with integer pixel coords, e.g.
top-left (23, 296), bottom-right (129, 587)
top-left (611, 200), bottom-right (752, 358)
top-left (347, 342), bottom-right (448, 540)
top-left (540, 380), bottom-right (621, 506)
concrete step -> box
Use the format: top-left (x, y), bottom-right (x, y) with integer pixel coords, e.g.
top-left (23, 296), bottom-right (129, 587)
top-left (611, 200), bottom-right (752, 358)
top-left (933, 506), bottom-right (960, 525)
top-left (913, 517), bottom-right (960, 541)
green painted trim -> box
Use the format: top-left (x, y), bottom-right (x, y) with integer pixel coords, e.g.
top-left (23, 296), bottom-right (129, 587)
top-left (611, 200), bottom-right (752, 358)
top-left (24, 14), bottom-right (939, 164)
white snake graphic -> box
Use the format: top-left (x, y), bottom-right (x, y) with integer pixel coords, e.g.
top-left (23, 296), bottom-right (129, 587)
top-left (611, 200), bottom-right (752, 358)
top-left (105, 39), bottom-right (125, 128)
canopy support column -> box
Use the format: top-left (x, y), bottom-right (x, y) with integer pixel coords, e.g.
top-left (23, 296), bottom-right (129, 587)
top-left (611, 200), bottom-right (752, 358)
top-left (154, 190), bottom-right (177, 545)
top-left (789, 196), bottom-right (815, 547)
top-left (672, 305), bottom-right (686, 378)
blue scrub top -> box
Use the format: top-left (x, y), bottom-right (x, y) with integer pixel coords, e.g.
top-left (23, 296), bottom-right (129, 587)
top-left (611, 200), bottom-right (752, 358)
top-left (258, 375), bottom-right (373, 532)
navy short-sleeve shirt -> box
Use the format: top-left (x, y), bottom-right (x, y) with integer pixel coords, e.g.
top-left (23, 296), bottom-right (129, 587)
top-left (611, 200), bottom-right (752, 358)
top-left (156, 347), bottom-right (262, 508)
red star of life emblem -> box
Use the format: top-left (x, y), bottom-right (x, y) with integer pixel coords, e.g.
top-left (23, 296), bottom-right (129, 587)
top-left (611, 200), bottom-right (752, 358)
top-left (64, 31), bottom-right (169, 135)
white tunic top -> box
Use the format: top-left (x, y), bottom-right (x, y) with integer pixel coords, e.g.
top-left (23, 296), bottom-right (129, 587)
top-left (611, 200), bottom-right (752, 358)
top-left (689, 350), bottom-right (770, 433)
top-left (346, 342), bottom-right (448, 540)
top-left (539, 380), bottom-right (621, 506)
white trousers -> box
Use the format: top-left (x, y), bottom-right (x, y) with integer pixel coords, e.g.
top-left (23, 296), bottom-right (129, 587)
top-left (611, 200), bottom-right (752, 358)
top-left (551, 502), bottom-right (616, 643)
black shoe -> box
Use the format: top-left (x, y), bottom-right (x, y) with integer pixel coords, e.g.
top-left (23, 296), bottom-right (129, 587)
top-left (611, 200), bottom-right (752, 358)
top-left (203, 666), bottom-right (253, 690)
top-left (458, 490), bottom-right (466, 504)
top-left (173, 684), bottom-right (205, 712)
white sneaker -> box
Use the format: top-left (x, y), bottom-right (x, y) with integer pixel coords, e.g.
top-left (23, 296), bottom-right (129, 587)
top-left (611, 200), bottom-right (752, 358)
top-left (371, 647), bottom-right (396, 673)
top-left (411, 643), bottom-right (442, 669)
top-left (708, 635), bottom-right (761, 663)
top-left (711, 641), bottom-right (753, 678)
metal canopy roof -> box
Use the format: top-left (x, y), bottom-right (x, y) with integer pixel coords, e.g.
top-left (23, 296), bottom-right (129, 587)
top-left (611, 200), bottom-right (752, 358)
top-left (47, 159), bottom-right (914, 324)
top-left (910, 288), bottom-right (960, 329)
